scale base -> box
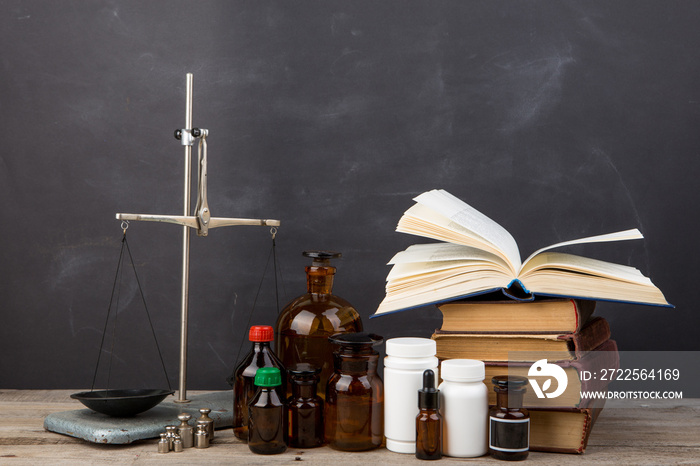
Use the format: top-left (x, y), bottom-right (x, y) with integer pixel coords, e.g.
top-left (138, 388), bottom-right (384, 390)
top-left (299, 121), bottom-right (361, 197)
top-left (44, 391), bottom-right (232, 444)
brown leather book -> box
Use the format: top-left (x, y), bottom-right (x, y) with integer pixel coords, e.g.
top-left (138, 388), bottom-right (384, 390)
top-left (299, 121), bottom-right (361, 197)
top-left (528, 399), bottom-right (606, 454)
top-left (484, 339), bottom-right (619, 407)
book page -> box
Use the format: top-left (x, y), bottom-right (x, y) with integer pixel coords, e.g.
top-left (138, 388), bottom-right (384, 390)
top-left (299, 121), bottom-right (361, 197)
top-left (412, 189), bottom-right (521, 271)
top-left (375, 274), bottom-right (511, 315)
top-left (520, 269), bottom-right (669, 306)
top-left (521, 229), bottom-right (644, 268)
top-left (519, 252), bottom-right (653, 285)
top-left (398, 204), bottom-right (498, 250)
top-left (386, 246), bottom-right (511, 281)
top-left (388, 243), bottom-right (508, 265)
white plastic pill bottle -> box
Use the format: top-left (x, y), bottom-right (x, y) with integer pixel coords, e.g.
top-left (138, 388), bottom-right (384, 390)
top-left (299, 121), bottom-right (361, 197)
top-left (383, 337), bottom-right (439, 453)
top-left (439, 359), bottom-right (488, 457)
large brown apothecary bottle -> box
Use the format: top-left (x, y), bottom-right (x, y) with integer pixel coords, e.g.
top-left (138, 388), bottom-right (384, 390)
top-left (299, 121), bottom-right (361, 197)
top-left (275, 251), bottom-right (363, 397)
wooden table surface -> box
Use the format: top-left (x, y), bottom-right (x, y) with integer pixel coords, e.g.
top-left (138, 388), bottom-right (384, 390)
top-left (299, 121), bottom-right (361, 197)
top-left (0, 390), bottom-right (698, 465)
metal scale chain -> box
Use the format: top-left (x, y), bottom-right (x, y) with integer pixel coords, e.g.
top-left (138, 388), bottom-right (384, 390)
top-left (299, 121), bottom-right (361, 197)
top-left (233, 227), bottom-right (286, 366)
top-left (90, 222), bottom-right (171, 392)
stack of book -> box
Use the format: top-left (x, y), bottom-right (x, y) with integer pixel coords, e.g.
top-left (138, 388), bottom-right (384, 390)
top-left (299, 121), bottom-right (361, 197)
top-left (373, 189), bottom-right (671, 454)
top-left (433, 296), bottom-right (618, 453)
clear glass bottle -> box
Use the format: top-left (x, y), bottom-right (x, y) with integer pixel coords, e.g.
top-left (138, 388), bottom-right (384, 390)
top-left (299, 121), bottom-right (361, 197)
top-left (287, 363), bottom-right (324, 448)
top-left (275, 251), bottom-right (363, 398)
top-left (416, 369), bottom-right (442, 460)
top-left (248, 367), bottom-right (287, 455)
top-left (325, 332), bottom-right (384, 451)
top-left (229, 325), bottom-right (286, 441)
top-left (489, 375), bottom-right (530, 461)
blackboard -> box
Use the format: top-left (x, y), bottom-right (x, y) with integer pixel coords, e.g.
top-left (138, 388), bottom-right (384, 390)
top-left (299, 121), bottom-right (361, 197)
top-left (1, 0), bottom-right (698, 390)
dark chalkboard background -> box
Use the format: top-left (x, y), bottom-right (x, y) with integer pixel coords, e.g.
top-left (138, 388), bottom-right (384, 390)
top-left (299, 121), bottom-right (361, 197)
top-left (1, 0), bottom-right (698, 390)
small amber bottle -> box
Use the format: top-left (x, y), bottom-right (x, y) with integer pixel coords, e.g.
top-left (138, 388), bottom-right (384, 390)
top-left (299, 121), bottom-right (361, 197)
top-left (287, 363), bottom-right (324, 448)
top-left (325, 332), bottom-right (384, 451)
top-left (275, 251), bottom-right (363, 398)
top-left (489, 375), bottom-right (530, 461)
top-left (416, 369), bottom-right (442, 460)
top-left (230, 325), bottom-right (286, 441)
top-left (248, 367), bottom-right (287, 455)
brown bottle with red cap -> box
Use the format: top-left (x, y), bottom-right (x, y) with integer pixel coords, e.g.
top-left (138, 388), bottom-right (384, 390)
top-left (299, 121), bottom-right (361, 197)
top-left (230, 325), bottom-right (286, 441)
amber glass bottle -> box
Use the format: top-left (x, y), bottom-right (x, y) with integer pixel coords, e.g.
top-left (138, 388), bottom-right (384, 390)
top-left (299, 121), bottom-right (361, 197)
top-left (325, 333), bottom-right (384, 451)
top-left (230, 325), bottom-right (286, 441)
top-left (416, 369), bottom-right (442, 460)
top-left (275, 251), bottom-right (363, 398)
top-left (489, 375), bottom-right (530, 461)
top-left (287, 363), bottom-right (324, 448)
top-left (248, 367), bottom-right (287, 455)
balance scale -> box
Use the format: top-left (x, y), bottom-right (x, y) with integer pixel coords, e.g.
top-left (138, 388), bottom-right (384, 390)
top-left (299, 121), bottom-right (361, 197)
top-left (44, 73), bottom-right (280, 443)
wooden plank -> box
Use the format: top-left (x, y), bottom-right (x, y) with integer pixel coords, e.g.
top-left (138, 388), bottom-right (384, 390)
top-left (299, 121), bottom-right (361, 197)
top-left (0, 391), bottom-right (698, 464)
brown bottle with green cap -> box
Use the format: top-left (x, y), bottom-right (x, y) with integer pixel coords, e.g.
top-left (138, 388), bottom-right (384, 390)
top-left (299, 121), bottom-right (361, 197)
top-left (248, 367), bottom-right (287, 455)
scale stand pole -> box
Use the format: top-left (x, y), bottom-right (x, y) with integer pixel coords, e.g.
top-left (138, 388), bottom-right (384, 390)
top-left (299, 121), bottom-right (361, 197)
top-left (177, 73), bottom-right (194, 403)
top-left (115, 73), bottom-right (280, 404)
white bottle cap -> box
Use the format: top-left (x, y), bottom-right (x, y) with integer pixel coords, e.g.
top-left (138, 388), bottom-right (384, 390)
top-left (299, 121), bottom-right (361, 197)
top-left (441, 359), bottom-right (485, 383)
top-left (385, 337), bottom-right (436, 358)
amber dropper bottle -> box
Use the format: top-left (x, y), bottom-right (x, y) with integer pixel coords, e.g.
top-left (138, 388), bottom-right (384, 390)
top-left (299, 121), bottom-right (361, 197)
top-left (416, 369), bottom-right (442, 460)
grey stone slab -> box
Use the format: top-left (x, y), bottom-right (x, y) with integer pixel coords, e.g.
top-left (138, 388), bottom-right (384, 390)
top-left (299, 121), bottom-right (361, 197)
top-left (44, 391), bottom-right (233, 444)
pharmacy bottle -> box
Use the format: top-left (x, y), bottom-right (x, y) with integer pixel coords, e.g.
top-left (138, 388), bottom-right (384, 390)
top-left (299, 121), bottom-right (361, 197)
top-left (275, 251), bottom-right (363, 397)
top-left (384, 337), bottom-right (438, 453)
top-left (325, 332), bottom-right (384, 451)
top-left (287, 363), bottom-right (324, 448)
top-left (248, 367), bottom-right (287, 455)
top-left (489, 375), bottom-right (530, 461)
top-left (438, 359), bottom-right (488, 457)
top-left (416, 369), bottom-right (442, 460)
top-left (230, 325), bottom-right (286, 441)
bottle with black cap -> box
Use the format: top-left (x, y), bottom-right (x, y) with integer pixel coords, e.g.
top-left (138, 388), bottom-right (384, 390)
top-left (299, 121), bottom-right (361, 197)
top-left (275, 250), bottom-right (363, 398)
top-left (489, 375), bottom-right (530, 461)
top-left (416, 369), bottom-right (442, 460)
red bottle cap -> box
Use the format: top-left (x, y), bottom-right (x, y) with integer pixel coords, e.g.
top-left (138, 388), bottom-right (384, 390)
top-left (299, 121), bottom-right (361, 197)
top-left (248, 325), bottom-right (274, 342)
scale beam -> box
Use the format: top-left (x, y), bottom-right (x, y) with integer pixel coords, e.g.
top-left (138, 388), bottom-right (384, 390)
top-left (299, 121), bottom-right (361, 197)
top-left (115, 213), bottom-right (280, 229)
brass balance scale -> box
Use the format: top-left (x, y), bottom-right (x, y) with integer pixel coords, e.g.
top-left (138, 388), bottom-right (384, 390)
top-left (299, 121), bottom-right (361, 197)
top-left (44, 74), bottom-right (280, 443)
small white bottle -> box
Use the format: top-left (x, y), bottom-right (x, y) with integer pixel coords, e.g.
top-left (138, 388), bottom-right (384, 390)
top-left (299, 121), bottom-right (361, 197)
top-left (439, 359), bottom-right (488, 457)
top-left (384, 337), bottom-right (438, 453)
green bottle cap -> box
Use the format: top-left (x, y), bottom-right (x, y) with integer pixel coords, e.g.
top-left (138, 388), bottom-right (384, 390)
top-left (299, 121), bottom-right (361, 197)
top-left (254, 367), bottom-right (282, 387)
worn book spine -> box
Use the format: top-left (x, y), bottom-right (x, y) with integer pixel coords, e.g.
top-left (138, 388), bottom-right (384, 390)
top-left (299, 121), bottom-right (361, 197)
top-left (438, 298), bottom-right (596, 333)
top-left (528, 398), bottom-right (607, 454)
top-left (486, 339), bottom-right (619, 407)
top-left (558, 317), bottom-right (611, 359)
top-left (433, 316), bottom-right (611, 362)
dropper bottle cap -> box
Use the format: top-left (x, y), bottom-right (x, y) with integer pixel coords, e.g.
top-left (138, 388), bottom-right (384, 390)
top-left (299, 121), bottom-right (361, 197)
top-left (418, 369), bottom-right (439, 410)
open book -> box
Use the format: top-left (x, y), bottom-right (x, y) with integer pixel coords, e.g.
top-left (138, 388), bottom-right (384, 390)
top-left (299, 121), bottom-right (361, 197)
top-left (373, 189), bottom-right (670, 317)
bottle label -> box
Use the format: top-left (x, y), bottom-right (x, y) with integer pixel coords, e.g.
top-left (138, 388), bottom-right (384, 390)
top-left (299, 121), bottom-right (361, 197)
top-left (489, 417), bottom-right (530, 452)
